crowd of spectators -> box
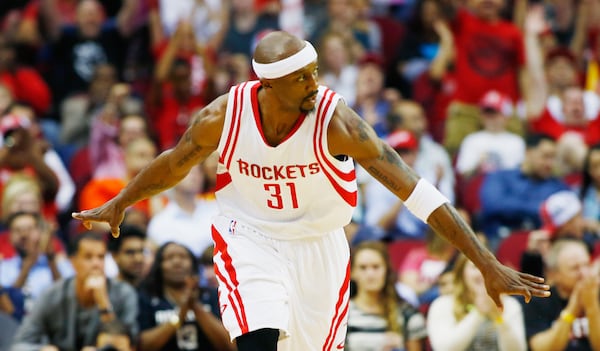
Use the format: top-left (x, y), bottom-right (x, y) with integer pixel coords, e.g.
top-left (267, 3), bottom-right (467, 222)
top-left (1, 0), bottom-right (600, 350)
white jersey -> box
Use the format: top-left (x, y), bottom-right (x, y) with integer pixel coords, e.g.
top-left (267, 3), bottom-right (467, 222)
top-left (215, 81), bottom-right (357, 239)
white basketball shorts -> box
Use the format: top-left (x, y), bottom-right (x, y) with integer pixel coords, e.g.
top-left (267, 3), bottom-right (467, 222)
top-left (211, 215), bottom-right (350, 351)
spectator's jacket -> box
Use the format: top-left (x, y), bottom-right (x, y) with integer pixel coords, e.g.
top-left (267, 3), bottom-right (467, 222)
top-left (11, 277), bottom-right (138, 351)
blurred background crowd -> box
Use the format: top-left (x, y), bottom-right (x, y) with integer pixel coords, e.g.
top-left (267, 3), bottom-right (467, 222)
top-left (1, 0), bottom-right (600, 350)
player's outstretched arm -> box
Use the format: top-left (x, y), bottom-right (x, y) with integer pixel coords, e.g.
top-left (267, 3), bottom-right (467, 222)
top-left (328, 102), bottom-right (550, 307)
top-left (72, 94), bottom-right (228, 237)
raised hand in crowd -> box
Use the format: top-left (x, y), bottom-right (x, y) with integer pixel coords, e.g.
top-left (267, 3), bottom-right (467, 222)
top-left (84, 274), bottom-right (116, 323)
top-left (15, 220), bottom-right (57, 279)
top-left (0, 114), bottom-right (58, 202)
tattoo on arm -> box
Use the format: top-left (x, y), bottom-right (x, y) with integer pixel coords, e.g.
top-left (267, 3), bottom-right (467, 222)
top-left (144, 181), bottom-right (169, 194)
top-left (355, 118), bottom-right (371, 142)
top-left (429, 204), bottom-right (481, 248)
top-left (178, 118), bottom-right (205, 168)
top-left (175, 145), bottom-right (203, 168)
top-left (368, 166), bottom-right (401, 192)
top-left (367, 146), bottom-right (418, 193)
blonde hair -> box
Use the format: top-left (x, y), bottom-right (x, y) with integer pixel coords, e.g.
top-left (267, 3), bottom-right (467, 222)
top-left (451, 254), bottom-right (473, 321)
top-left (1, 174), bottom-right (42, 221)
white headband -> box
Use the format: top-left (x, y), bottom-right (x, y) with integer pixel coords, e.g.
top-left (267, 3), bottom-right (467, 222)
top-left (252, 41), bottom-right (318, 79)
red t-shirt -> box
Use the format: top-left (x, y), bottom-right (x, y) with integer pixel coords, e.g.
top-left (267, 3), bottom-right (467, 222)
top-left (451, 9), bottom-right (525, 104)
top-left (149, 85), bottom-right (205, 150)
top-left (529, 107), bottom-right (600, 145)
top-left (22, 0), bottom-right (77, 26)
top-left (0, 68), bottom-right (52, 115)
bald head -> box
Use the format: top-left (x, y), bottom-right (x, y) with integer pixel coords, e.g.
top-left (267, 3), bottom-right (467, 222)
top-left (254, 31), bottom-right (306, 64)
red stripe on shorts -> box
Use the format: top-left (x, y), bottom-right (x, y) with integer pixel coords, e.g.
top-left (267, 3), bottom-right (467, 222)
top-left (322, 260), bottom-right (351, 351)
top-left (212, 225), bottom-right (249, 334)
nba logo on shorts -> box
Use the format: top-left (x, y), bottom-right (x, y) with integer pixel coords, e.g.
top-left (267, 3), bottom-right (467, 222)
top-left (228, 220), bottom-right (237, 235)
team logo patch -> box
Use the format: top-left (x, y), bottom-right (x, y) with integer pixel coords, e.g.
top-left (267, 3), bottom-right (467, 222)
top-left (228, 220), bottom-right (237, 235)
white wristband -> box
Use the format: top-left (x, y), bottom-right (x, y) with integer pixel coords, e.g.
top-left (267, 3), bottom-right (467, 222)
top-left (404, 179), bottom-right (449, 222)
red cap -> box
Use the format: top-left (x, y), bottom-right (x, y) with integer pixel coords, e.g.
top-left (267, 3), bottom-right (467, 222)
top-left (479, 90), bottom-right (512, 116)
top-left (358, 53), bottom-right (385, 69)
top-left (387, 130), bottom-right (418, 150)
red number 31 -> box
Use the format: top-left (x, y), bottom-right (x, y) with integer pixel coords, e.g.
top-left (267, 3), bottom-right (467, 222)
top-left (264, 183), bottom-right (299, 209)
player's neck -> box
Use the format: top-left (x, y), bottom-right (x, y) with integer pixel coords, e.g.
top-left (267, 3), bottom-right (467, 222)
top-left (258, 88), bottom-right (300, 121)
top-left (257, 89), bottom-right (304, 145)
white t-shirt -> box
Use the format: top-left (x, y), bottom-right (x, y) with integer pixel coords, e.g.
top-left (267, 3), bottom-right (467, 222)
top-left (456, 131), bottom-right (525, 176)
top-left (147, 198), bottom-right (219, 257)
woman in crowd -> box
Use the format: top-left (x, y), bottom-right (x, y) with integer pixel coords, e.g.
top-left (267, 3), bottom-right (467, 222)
top-left (426, 254), bottom-right (526, 351)
top-left (137, 242), bottom-right (233, 351)
top-left (347, 240), bottom-right (427, 351)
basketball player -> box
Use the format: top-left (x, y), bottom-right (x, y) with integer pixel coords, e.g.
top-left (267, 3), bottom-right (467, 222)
top-left (72, 31), bottom-right (550, 351)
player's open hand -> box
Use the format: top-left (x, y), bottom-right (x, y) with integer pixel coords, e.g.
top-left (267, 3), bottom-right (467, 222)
top-left (482, 261), bottom-right (550, 309)
top-left (71, 199), bottom-right (125, 238)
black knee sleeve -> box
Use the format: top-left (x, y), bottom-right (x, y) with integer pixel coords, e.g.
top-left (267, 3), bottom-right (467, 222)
top-left (236, 328), bottom-right (279, 351)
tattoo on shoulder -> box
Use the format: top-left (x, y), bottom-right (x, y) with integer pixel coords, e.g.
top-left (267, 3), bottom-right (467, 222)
top-left (355, 118), bottom-right (371, 142)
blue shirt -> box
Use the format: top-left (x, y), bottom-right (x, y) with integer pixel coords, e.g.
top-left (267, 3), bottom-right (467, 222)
top-left (0, 255), bottom-right (74, 301)
top-left (479, 169), bottom-right (569, 238)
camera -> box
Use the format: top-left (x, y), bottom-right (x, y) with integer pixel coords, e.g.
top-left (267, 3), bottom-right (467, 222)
top-left (3, 128), bottom-right (18, 148)
top-left (0, 113), bottom-right (30, 148)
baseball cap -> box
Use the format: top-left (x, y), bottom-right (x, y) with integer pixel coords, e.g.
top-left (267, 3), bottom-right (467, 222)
top-left (479, 90), bottom-right (513, 116)
top-left (358, 53), bottom-right (385, 69)
top-left (539, 191), bottom-right (582, 234)
top-left (386, 130), bottom-right (418, 151)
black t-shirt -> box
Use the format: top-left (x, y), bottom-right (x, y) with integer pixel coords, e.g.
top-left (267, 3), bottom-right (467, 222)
top-left (138, 288), bottom-right (222, 351)
top-left (523, 286), bottom-right (593, 351)
top-left (48, 22), bottom-right (127, 102)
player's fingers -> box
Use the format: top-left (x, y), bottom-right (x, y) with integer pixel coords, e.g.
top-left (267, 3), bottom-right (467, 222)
top-left (491, 293), bottom-right (504, 311)
top-left (522, 289), bottom-right (532, 303)
top-left (519, 272), bottom-right (546, 283)
top-left (111, 226), bottom-right (120, 238)
top-left (519, 274), bottom-right (550, 295)
top-left (529, 288), bottom-right (551, 298)
top-left (83, 221), bottom-right (92, 230)
top-left (509, 285), bottom-right (533, 303)
top-left (519, 276), bottom-right (550, 290)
